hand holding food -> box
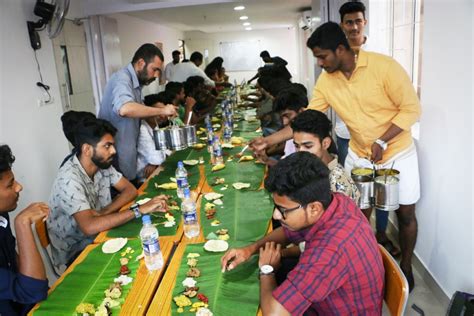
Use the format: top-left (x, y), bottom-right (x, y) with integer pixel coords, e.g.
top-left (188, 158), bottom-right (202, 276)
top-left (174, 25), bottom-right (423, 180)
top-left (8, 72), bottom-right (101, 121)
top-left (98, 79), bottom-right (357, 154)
top-left (220, 246), bottom-right (253, 272)
top-left (140, 195), bottom-right (169, 214)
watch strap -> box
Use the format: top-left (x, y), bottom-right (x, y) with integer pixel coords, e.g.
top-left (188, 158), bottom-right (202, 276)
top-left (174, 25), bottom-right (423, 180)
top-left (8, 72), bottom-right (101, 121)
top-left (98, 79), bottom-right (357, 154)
top-left (130, 203), bottom-right (141, 218)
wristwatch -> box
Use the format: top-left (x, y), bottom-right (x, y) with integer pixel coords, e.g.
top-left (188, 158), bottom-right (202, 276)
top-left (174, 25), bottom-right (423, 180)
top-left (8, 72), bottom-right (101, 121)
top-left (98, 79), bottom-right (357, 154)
top-left (259, 264), bottom-right (274, 276)
top-left (374, 139), bottom-right (388, 150)
top-left (130, 203), bottom-right (141, 218)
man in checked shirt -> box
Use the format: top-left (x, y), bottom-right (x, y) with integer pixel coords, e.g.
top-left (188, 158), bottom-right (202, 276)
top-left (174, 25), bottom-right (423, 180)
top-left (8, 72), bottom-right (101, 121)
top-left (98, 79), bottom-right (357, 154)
top-left (221, 152), bottom-right (384, 316)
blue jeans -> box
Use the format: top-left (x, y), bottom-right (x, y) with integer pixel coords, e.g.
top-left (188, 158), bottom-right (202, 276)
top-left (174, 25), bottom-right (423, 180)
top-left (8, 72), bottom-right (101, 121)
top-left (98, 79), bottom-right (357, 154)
top-left (336, 136), bottom-right (349, 166)
top-left (375, 209), bottom-right (389, 232)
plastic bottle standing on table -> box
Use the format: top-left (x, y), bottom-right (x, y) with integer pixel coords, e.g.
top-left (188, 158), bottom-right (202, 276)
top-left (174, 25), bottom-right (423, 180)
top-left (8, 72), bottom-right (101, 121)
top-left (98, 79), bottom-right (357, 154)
top-left (182, 188), bottom-right (200, 238)
top-left (213, 135), bottom-right (224, 165)
top-left (140, 215), bottom-right (163, 271)
top-left (176, 161), bottom-right (189, 199)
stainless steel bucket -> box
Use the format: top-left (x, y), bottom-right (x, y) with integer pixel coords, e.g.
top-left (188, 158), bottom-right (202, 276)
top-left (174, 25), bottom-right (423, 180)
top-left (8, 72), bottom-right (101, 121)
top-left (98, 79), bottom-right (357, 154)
top-left (165, 127), bottom-right (188, 151)
top-left (351, 168), bottom-right (374, 209)
top-left (184, 125), bottom-right (197, 146)
top-left (374, 175), bottom-right (399, 211)
top-left (153, 128), bottom-right (167, 150)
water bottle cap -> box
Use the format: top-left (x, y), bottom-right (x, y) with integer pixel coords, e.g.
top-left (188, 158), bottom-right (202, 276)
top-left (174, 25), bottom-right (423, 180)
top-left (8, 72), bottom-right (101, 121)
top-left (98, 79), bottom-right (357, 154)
top-left (178, 161), bottom-right (183, 167)
top-left (142, 215), bottom-right (151, 224)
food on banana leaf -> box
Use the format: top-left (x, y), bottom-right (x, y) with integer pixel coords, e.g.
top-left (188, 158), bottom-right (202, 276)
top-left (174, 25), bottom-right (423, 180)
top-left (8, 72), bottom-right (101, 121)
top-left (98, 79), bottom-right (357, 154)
top-left (211, 177), bottom-right (225, 186)
top-left (155, 182), bottom-right (177, 190)
top-left (173, 295), bottom-right (192, 307)
top-left (218, 234), bottom-right (230, 241)
top-left (119, 258), bottom-right (129, 266)
top-left (204, 202), bottom-right (215, 210)
top-left (186, 267), bottom-right (201, 278)
top-left (94, 305), bottom-right (109, 316)
top-left (230, 136), bottom-right (244, 145)
top-left (221, 143), bottom-right (234, 149)
top-left (183, 289), bottom-right (198, 298)
top-left (114, 275), bottom-right (133, 286)
top-left (204, 193), bottom-right (223, 201)
top-left (187, 253), bottom-right (200, 258)
top-left (203, 239), bottom-right (229, 252)
top-left (220, 186), bottom-right (228, 191)
top-left (216, 229), bottom-right (228, 235)
top-left (197, 293), bottom-right (209, 304)
top-left (187, 258), bottom-right (198, 267)
top-left (226, 155), bottom-right (234, 162)
top-left (75, 303), bottom-right (95, 314)
top-left (206, 232), bottom-right (218, 240)
top-left (183, 160), bottom-right (199, 166)
top-left (212, 123), bottom-right (221, 129)
top-left (104, 287), bottom-right (122, 299)
top-left (211, 117), bottom-right (220, 123)
top-left (210, 220), bottom-right (221, 226)
top-left (232, 182), bottom-right (251, 190)
top-left (101, 297), bottom-right (120, 309)
top-left (196, 307), bottom-right (213, 316)
top-left (182, 277), bottom-right (197, 288)
top-left (193, 143), bottom-right (205, 149)
top-left (102, 238), bottom-right (127, 254)
top-left (213, 199), bottom-right (223, 206)
top-left (238, 155), bottom-right (254, 162)
top-left (211, 163), bottom-right (225, 172)
top-left (119, 265), bottom-right (130, 275)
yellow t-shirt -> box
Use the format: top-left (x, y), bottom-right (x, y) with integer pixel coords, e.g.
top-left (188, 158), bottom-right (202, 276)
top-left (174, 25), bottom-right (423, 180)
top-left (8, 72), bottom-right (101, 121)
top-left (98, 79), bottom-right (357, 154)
top-left (308, 50), bottom-right (421, 163)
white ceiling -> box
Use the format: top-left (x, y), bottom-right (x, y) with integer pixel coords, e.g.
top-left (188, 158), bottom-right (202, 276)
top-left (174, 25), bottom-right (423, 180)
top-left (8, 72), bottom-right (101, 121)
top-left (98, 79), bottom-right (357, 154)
top-left (123, 0), bottom-right (312, 33)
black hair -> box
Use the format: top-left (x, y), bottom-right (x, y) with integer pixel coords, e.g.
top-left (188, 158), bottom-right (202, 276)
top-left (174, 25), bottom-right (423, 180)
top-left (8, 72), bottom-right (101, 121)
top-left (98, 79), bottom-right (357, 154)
top-left (291, 110), bottom-right (338, 155)
top-left (165, 82), bottom-right (184, 97)
top-left (0, 145), bottom-right (15, 177)
top-left (61, 111), bottom-right (96, 147)
top-left (259, 65), bottom-right (292, 81)
top-left (260, 50), bottom-right (270, 58)
top-left (190, 52), bottom-right (203, 63)
top-left (172, 50), bottom-right (181, 56)
top-left (144, 92), bottom-right (174, 107)
top-left (291, 83), bottom-right (307, 96)
top-left (273, 88), bottom-right (308, 113)
top-left (258, 76), bottom-right (292, 98)
top-left (205, 57), bottom-right (224, 77)
top-left (265, 151), bottom-right (331, 208)
top-left (307, 21), bottom-right (350, 52)
top-left (184, 76), bottom-right (205, 96)
top-left (74, 119), bottom-right (117, 155)
top-left (339, 1), bottom-right (366, 21)
top-left (131, 43), bottom-right (164, 64)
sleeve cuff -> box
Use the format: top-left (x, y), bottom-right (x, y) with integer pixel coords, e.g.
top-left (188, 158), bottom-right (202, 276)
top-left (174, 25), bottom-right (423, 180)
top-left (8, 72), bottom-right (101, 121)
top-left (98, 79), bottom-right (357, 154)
top-left (273, 280), bottom-right (312, 316)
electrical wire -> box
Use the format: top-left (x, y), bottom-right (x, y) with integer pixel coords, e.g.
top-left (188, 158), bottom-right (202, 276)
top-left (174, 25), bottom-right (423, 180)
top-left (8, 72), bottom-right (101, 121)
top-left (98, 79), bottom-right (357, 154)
top-left (34, 49), bottom-right (51, 103)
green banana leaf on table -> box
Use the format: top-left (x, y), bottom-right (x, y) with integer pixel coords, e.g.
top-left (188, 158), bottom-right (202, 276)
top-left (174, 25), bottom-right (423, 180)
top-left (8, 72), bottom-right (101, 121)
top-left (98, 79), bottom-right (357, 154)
top-left (171, 242), bottom-right (260, 316)
top-left (33, 239), bottom-right (142, 316)
top-left (201, 189), bottom-right (274, 243)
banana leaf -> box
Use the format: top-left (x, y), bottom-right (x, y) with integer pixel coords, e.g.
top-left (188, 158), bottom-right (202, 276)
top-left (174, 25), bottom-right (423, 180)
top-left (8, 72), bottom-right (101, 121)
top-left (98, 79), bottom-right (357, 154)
top-left (33, 239), bottom-right (142, 315)
top-left (201, 190), bottom-right (273, 242)
top-left (106, 192), bottom-right (182, 239)
top-left (171, 242), bottom-right (260, 316)
top-left (145, 163), bottom-right (201, 192)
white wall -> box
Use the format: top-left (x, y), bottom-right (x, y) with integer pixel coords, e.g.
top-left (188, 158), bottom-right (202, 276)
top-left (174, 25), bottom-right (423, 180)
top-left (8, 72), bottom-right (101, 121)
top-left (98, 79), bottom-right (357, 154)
top-left (416, 0), bottom-right (473, 297)
top-left (109, 13), bottom-right (184, 95)
top-left (184, 27), bottom-right (301, 84)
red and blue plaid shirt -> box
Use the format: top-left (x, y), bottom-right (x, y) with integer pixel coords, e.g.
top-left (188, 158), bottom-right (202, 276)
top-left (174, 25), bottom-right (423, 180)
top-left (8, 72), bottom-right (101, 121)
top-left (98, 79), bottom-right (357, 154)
top-left (273, 193), bottom-right (384, 315)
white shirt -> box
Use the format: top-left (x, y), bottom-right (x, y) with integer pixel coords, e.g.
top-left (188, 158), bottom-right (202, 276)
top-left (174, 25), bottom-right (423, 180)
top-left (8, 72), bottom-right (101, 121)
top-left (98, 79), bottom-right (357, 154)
top-left (164, 61), bottom-right (179, 82)
top-left (168, 62), bottom-right (215, 87)
top-left (137, 121), bottom-right (166, 182)
top-left (335, 36), bottom-right (371, 139)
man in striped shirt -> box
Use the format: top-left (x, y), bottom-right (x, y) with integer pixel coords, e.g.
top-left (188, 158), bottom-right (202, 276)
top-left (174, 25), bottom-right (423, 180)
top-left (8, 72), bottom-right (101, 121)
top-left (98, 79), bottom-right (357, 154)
top-left (221, 152), bottom-right (384, 315)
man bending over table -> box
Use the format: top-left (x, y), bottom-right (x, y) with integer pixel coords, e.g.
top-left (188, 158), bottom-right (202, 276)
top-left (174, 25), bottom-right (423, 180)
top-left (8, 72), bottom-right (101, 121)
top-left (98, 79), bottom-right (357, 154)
top-left (221, 152), bottom-right (384, 316)
top-left (0, 145), bottom-right (49, 315)
top-left (47, 118), bottom-right (168, 269)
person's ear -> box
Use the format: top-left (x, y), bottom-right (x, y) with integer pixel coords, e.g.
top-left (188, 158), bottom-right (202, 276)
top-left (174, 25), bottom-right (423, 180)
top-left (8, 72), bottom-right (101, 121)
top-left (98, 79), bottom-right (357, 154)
top-left (137, 58), bottom-right (146, 70)
top-left (306, 201), bottom-right (325, 222)
top-left (81, 143), bottom-right (93, 158)
top-left (322, 136), bottom-right (331, 150)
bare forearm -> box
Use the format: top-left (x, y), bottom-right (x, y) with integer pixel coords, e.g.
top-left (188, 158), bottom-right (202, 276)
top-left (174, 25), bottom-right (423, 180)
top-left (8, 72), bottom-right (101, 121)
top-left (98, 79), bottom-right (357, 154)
top-left (379, 124), bottom-right (403, 142)
top-left (15, 221), bottom-right (46, 280)
top-left (119, 102), bottom-right (166, 118)
top-left (101, 189), bottom-right (137, 215)
top-left (265, 125), bottom-right (293, 147)
top-left (260, 275), bottom-right (279, 315)
top-left (79, 210), bottom-right (135, 236)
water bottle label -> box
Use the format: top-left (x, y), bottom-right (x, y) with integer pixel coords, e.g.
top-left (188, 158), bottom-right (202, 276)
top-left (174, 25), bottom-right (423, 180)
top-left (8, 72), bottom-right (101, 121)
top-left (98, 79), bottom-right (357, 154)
top-left (184, 211), bottom-right (197, 224)
top-left (177, 177), bottom-right (188, 188)
top-left (214, 147), bottom-right (222, 157)
top-left (143, 238), bottom-right (161, 255)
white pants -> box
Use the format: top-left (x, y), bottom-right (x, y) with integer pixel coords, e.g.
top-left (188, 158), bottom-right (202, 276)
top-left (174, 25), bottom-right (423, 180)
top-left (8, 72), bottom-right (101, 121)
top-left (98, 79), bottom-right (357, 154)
top-left (344, 143), bottom-right (420, 205)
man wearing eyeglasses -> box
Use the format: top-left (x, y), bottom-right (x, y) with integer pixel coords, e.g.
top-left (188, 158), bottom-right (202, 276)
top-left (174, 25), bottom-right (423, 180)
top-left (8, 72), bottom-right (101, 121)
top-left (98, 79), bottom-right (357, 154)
top-left (221, 152), bottom-right (384, 316)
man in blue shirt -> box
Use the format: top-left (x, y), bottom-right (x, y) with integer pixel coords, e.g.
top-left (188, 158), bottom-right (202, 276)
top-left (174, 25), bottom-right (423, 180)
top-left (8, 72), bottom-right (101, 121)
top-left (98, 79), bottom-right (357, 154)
top-left (0, 145), bottom-right (49, 315)
top-left (99, 43), bottom-right (177, 183)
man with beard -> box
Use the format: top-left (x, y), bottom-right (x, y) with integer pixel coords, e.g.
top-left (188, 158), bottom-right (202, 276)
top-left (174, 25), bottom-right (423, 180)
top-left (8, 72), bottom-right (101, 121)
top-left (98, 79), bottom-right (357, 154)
top-left (0, 145), bottom-right (49, 315)
top-left (47, 119), bottom-right (169, 269)
top-left (99, 43), bottom-right (177, 184)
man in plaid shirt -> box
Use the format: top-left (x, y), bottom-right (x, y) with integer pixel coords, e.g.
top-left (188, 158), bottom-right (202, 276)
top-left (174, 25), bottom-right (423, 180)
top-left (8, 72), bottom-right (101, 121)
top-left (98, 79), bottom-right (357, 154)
top-left (221, 152), bottom-right (384, 315)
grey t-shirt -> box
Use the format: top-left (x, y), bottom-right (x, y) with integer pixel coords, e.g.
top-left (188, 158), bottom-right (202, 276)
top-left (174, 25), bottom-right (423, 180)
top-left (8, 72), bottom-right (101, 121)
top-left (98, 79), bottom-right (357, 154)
top-left (99, 63), bottom-right (142, 180)
top-left (47, 155), bottom-right (122, 267)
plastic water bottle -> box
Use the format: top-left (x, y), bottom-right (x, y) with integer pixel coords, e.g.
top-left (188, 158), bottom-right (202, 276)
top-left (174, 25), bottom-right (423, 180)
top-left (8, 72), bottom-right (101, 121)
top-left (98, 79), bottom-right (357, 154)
top-left (213, 136), bottom-right (224, 165)
top-left (182, 188), bottom-right (200, 238)
top-left (140, 215), bottom-right (163, 271)
top-left (223, 120), bottom-right (232, 143)
top-left (176, 161), bottom-right (189, 199)
top-left (206, 123), bottom-right (214, 154)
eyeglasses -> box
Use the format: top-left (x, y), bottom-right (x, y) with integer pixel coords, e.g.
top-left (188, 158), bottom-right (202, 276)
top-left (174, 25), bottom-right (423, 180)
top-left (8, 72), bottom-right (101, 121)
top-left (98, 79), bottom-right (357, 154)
top-left (274, 203), bottom-right (306, 220)
top-left (343, 19), bottom-right (365, 26)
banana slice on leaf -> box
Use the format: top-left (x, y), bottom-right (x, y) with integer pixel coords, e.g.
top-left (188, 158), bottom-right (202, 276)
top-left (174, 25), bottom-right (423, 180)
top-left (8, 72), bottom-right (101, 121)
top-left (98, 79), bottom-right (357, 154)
top-left (238, 155), bottom-right (254, 162)
top-left (211, 163), bottom-right (225, 172)
top-left (155, 182), bottom-right (177, 190)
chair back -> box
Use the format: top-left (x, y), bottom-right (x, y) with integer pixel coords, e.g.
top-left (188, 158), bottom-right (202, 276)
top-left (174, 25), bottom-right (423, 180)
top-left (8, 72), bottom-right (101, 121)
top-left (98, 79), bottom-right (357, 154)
top-left (34, 219), bottom-right (60, 277)
top-left (379, 244), bottom-right (409, 316)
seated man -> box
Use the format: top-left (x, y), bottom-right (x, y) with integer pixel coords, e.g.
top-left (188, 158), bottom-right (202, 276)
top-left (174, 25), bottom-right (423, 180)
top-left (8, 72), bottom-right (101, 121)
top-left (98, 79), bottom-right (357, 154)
top-left (0, 145), bottom-right (49, 315)
top-left (48, 118), bottom-right (168, 268)
top-left (292, 110), bottom-right (359, 202)
top-left (221, 152), bottom-right (384, 316)
top-left (256, 86), bottom-right (308, 166)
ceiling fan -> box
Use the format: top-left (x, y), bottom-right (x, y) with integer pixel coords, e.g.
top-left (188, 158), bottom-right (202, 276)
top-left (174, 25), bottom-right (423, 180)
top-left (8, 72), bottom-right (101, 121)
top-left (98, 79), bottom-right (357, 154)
top-left (27, 0), bottom-right (70, 50)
